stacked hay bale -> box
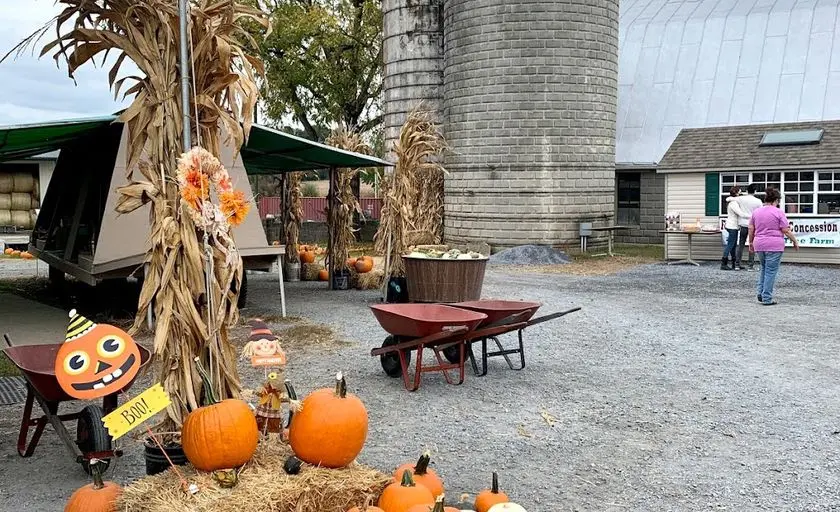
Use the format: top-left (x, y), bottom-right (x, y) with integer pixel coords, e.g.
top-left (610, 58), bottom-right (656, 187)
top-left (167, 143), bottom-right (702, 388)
top-left (0, 172), bottom-right (38, 230)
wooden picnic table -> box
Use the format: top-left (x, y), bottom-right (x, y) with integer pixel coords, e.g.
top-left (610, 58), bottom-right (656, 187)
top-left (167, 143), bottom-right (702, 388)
top-left (659, 229), bottom-right (721, 266)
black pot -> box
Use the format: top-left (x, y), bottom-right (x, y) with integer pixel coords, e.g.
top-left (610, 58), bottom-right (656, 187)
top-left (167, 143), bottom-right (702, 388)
top-left (144, 440), bottom-right (188, 476)
top-left (332, 268), bottom-right (350, 290)
top-left (386, 276), bottom-right (408, 303)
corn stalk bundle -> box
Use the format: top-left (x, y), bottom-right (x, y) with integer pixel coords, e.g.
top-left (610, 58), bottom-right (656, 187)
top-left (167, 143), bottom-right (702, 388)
top-left (6, 0), bottom-right (268, 437)
top-left (285, 172), bottom-right (303, 264)
top-left (373, 107), bottom-right (447, 277)
top-left (325, 127), bottom-right (371, 272)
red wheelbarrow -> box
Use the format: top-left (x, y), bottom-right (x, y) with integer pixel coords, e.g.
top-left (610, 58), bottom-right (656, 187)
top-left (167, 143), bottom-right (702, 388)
top-left (442, 300), bottom-right (582, 376)
top-left (369, 304), bottom-right (529, 391)
top-left (1, 334), bottom-right (151, 474)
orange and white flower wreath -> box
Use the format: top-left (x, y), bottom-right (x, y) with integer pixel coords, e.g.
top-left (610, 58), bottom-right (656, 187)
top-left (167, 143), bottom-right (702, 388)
top-left (175, 146), bottom-right (251, 236)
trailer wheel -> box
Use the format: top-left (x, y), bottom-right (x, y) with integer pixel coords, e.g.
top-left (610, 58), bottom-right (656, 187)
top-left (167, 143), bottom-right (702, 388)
top-left (48, 266), bottom-right (65, 287)
top-left (380, 335), bottom-right (410, 378)
top-left (76, 405), bottom-right (112, 475)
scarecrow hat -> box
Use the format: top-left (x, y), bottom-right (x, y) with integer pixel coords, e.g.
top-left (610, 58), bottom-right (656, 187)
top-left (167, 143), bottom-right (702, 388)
top-left (248, 318), bottom-right (278, 343)
top-left (66, 309), bottom-right (96, 342)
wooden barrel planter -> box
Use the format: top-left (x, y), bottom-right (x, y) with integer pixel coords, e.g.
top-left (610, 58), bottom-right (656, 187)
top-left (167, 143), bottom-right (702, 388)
top-left (402, 255), bottom-right (488, 303)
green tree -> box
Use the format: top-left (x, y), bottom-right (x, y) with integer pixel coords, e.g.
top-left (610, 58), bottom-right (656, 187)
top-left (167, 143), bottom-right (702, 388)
top-left (259, 0), bottom-right (383, 142)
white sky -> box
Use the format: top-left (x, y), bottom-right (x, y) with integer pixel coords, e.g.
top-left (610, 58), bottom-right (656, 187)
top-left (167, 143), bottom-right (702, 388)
top-left (0, 1), bottom-right (133, 126)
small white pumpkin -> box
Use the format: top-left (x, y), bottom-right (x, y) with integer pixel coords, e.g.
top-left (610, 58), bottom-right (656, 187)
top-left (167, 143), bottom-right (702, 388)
top-left (487, 504), bottom-right (527, 512)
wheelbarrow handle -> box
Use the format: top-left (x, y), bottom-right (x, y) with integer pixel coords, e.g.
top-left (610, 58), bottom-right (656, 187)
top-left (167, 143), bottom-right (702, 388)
top-left (527, 306), bottom-right (582, 327)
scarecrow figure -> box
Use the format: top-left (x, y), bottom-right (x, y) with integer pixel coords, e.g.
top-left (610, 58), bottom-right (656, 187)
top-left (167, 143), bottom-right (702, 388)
top-left (241, 319), bottom-right (299, 439)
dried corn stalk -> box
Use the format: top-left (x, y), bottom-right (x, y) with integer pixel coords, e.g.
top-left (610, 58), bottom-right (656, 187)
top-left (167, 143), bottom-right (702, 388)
top-left (285, 172), bottom-right (303, 264)
top-left (6, 0), bottom-right (268, 439)
top-left (325, 127), bottom-right (371, 273)
top-left (374, 107), bottom-right (447, 277)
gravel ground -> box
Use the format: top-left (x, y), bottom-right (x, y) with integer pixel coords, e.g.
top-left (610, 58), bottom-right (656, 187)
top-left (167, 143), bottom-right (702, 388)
top-left (489, 244), bottom-right (572, 265)
top-left (0, 258), bottom-right (839, 511)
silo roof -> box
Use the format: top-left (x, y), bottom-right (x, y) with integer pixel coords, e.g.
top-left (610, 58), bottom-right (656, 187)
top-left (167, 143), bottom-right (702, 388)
top-left (617, 0), bottom-right (840, 166)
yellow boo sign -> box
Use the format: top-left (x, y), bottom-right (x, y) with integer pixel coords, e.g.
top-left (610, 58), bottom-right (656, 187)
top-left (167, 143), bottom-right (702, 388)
top-left (102, 383), bottom-right (171, 440)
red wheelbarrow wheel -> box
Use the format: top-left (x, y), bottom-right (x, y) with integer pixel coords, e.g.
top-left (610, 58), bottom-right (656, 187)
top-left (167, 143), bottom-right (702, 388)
top-left (379, 336), bottom-right (411, 378)
top-left (76, 405), bottom-right (113, 475)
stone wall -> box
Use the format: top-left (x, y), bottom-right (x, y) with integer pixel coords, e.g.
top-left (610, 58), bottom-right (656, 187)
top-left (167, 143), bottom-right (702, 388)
top-left (441, 0), bottom-right (621, 250)
top-left (615, 170), bottom-right (665, 245)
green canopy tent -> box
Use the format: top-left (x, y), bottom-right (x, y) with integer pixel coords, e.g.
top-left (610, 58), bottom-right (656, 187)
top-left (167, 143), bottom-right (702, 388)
top-left (0, 115), bottom-right (392, 315)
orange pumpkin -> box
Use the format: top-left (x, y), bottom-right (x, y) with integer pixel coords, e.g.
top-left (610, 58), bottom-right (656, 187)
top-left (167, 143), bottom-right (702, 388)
top-left (55, 310), bottom-right (142, 401)
top-left (347, 497), bottom-right (386, 512)
top-left (355, 257), bottom-right (373, 274)
top-left (289, 372), bottom-right (368, 468)
top-left (3, 248), bottom-right (12, 255)
top-left (318, 269), bottom-right (329, 281)
top-left (474, 472), bottom-right (509, 512)
top-left (378, 470), bottom-right (434, 512)
top-left (406, 494), bottom-right (459, 512)
top-left (11, 250), bottom-right (20, 257)
top-left (182, 357), bottom-right (259, 471)
top-left (346, 257), bottom-right (358, 268)
top-left (64, 459), bottom-right (122, 512)
top-left (394, 451), bottom-right (443, 497)
top-left (301, 250), bottom-right (316, 264)
top-left (21, 251), bottom-right (33, 259)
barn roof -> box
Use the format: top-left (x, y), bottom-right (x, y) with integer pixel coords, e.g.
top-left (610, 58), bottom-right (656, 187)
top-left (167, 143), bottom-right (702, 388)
top-left (617, 0), bottom-right (840, 166)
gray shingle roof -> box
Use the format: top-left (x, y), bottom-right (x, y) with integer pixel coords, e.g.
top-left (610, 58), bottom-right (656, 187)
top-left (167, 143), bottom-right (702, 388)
top-left (617, 0), bottom-right (840, 165)
top-left (657, 119), bottom-right (840, 171)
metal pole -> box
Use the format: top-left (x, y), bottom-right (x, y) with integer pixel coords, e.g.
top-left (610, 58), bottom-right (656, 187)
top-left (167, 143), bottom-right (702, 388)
top-left (178, 0), bottom-right (192, 151)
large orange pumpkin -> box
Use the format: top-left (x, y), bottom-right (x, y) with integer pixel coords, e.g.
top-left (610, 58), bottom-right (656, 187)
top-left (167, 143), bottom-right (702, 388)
top-left (394, 451), bottom-right (443, 497)
top-left (346, 257), bottom-right (358, 268)
top-left (378, 470), bottom-right (434, 512)
top-left (55, 310), bottom-right (142, 401)
top-left (182, 357), bottom-right (259, 471)
top-left (406, 494), bottom-right (459, 512)
top-left (64, 459), bottom-right (122, 512)
top-left (355, 257), bottom-right (373, 273)
top-left (301, 250), bottom-right (316, 264)
top-left (347, 496), bottom-right (386, 512)
top-left (289, 372), bottom-right (368, 468)
top-left (3, 248), bottom-right (13, 255)
top-left (318, 269), bottom-right (329, 281)
top-left (474, 472), bottom-right (509, 512)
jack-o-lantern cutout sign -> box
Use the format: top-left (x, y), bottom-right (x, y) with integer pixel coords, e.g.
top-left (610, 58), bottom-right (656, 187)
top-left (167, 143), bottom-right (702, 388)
top-left (55, 309), bottom-right (142, 400)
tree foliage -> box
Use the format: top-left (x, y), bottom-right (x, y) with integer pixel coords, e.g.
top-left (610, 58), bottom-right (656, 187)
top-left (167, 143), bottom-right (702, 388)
top-left (259, 0), bottom-right (382, 141)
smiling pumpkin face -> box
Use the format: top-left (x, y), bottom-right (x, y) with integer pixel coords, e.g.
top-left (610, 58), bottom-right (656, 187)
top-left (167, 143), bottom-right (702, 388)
top-left (55, 310), bottom-right (142, 400)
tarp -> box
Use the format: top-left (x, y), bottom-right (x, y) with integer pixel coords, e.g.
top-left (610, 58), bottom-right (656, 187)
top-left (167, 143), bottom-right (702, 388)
top-left (0, 115), bottom-right (393, 172)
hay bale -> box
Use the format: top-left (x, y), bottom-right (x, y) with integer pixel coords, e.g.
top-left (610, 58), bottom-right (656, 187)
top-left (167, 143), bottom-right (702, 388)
top-left (33, 178), bottom-right (40, 201)
top-left (10, 193), bottom-right (32, 210)
top-left (0, 194), bottom-right (10, 210)
top-left (12, 173), bottom-right (35, 193)
top-left (348, 267), bottom-right (360, 289)
top-left (302, 262), bottom-right (323, 281)
top-left (116, 442), bottom-right (389, 512)
top-left (0, 209), bottom-right (10, 226)
top-left (10, 210), bottom-right (33, 229)
top-left (0, 175), bottom-right (11, 193)
top-left (357, 270), bottom-right (384, 290)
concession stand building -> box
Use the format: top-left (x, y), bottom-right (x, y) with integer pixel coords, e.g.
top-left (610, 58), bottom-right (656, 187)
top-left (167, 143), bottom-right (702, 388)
top-left (657, 120), bottom-right (840, 265)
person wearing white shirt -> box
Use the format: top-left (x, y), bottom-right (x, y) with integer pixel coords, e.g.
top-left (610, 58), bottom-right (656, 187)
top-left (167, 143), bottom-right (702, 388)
top-left (722, 186), bottom-right (747, 270)
top-left (736, 184), bottom-right (764, 271)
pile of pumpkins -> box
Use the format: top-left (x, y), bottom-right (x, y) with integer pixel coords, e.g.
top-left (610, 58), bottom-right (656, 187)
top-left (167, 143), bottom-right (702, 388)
top-left (360, 454), bottom-right (525, 512)
top-left (298, 244), bottom-right (324, 264)
top-left (3, 247), bottom-right (33, 259)
top-left (63, 370), bottom-right (526, 512)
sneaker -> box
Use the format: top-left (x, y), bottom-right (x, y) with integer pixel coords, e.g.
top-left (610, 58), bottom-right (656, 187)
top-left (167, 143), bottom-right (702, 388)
top-left (747, 266), bottom-right (755, 272)
top-left (761, 300), bottom-right (778, 306)
top-left (757, 294), bottom-right (762, 302)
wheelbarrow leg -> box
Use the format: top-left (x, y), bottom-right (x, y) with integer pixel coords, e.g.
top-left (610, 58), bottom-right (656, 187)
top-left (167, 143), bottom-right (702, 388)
top-left (490, 335), bottom-right (519, 370)
top-left (515, 329), bottom-right (526, 370)
top-left (400, 346), bottom-right (422, 392)
top-left (17, 385), bottom-right (47, 458)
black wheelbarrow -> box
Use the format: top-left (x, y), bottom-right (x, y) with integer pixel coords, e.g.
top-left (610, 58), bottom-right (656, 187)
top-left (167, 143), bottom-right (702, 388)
top-left (1, 334), bottom-right (151, 474)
